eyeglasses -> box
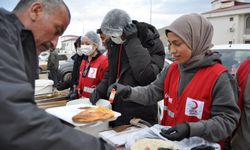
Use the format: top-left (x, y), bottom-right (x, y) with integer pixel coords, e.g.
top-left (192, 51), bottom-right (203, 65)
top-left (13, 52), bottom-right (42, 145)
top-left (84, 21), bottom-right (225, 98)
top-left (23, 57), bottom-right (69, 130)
top-left (82, 63), bottom-right (90, 77)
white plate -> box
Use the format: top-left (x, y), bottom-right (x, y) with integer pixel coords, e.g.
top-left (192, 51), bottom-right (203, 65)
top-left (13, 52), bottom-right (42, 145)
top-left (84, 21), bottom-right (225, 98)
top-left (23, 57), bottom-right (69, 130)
top-left (46, 104), bottom-right (121, 127)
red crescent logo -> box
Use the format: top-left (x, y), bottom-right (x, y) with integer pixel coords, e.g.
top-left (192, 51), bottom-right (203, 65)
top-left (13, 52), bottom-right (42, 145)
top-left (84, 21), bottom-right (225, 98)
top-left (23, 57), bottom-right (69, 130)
top-left (191, 101), bottom-right (198, 109)
top-left (90, 68), bottom-right (95, 74)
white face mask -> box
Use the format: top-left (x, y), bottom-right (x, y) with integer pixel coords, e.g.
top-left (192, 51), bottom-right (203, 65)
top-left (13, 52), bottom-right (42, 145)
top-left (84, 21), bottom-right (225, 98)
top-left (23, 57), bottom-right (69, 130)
top-left (79, 45), bottom-right (95, 56)
top-left (111, 36), bottom-right (124, 44)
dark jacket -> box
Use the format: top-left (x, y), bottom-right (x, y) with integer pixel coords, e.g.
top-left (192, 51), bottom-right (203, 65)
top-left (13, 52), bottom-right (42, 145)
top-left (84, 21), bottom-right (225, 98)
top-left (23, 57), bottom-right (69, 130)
top-left (47, 50), bottom-right (59, 70)
top-left (0, 8), bottom-right (114, 150)
top-left (96, 20), bottom-right (165, 126)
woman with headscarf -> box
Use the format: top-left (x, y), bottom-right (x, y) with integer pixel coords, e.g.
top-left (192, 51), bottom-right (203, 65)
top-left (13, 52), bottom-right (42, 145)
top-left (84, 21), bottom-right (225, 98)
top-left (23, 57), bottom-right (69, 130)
top-left (107, 13), bottom-right (240, 147)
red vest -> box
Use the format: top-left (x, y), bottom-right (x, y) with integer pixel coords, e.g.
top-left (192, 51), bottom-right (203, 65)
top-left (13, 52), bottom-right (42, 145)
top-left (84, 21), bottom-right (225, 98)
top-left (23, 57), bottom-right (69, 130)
top-left (77, 55), bottom-right (108, 98)
top-left (161, 62), bottom-right (227, 126)
top-left (236, 59), bottom-right (250, 110)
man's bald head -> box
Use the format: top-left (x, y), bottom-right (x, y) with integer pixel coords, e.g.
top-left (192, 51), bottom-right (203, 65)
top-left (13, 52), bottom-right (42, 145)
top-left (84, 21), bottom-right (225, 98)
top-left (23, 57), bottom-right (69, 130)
top-left (13, 0), bottom-right (71, 20)
top-left (13, 0), bottom-right (71, 53)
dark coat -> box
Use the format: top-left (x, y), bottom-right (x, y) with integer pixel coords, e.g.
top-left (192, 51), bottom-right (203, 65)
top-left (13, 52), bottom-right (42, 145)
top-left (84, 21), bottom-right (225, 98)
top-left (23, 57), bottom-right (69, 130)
top-left (0, 8), bottom-right (114, 150)
top-left (96, 20), bottom-right (165, 126)
top-left (47, 50), bottom-right (59, 70)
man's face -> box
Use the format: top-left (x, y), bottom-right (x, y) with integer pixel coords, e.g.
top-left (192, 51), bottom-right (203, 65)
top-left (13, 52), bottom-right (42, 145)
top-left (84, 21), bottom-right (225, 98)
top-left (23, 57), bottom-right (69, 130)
top-left (28, 3), bottom-right (70, 54)
top-left (100, 33), bottom-right (109, 49)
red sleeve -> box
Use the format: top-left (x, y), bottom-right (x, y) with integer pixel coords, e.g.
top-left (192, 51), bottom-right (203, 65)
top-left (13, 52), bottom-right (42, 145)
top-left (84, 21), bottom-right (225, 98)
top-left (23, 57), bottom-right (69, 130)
top-left (98, 56), bottom-right (108, 81)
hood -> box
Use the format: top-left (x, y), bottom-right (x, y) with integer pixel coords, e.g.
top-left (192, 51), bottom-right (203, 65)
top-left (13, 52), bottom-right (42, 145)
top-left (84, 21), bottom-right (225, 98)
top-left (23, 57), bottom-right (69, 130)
top-left (132, 20), bottom-right (160, 48)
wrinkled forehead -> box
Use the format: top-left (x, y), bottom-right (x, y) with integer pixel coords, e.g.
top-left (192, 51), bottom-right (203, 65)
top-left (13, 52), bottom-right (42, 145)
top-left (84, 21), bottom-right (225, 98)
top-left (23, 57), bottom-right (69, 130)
top-left (50, 6), bottom-right (70, 34)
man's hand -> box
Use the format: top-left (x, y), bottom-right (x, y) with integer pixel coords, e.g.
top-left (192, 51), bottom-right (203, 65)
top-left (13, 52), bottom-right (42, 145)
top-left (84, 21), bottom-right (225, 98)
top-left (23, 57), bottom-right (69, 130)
top-left (107, 83), bottom-right (131, 99)
top-left (68, 90), bottom-right (78, 100)
top-left (160, 122), bottom-right (190, 141)
top-left (56, 82), bottom-right (69, 91)
top-left (123, 23), bottom-right (138, 40)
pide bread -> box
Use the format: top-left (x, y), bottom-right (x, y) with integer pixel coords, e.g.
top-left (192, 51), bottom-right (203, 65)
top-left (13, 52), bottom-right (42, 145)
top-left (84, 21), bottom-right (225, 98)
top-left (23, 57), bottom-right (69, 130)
top-left (131, 138), bottom-right (175, 150)
top-left (72, 107), bottom-right (114, 123)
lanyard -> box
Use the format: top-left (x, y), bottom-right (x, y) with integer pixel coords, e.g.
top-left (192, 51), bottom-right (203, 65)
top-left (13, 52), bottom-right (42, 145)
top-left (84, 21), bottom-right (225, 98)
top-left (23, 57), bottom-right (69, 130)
top-left (116, 45), bottom-right (123, 81)
top-left (77, 60), bottom-right (90, 96)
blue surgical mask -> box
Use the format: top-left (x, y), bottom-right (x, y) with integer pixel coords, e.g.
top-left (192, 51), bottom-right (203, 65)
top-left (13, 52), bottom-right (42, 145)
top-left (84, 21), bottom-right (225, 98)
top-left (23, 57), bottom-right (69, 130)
top-left (79, 45), bottom-right (94, 56)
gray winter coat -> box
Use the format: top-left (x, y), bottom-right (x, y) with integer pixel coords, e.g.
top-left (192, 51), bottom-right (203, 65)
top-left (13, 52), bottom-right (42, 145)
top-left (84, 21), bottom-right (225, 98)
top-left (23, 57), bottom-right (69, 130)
top-left (0, 8), bottom-right (114, 150)
top-left (125, 53), bottom-right (240, 142)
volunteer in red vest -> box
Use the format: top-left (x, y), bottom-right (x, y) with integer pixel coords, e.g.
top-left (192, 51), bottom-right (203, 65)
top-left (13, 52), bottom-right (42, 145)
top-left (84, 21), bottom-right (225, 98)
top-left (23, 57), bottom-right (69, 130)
top-left (76, 31), bottom-right (108, 98)
top-left (231, 58), bottom-right (250, 150)
top-left (107, 13), bottom-right (240, 146)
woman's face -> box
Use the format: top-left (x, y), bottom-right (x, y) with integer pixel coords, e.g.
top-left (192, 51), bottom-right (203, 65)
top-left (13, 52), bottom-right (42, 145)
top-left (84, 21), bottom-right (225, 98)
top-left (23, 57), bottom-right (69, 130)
top-left (81, 37), bottom-right (97, 50)
top-left (167, 32), bottom-right (192, 64)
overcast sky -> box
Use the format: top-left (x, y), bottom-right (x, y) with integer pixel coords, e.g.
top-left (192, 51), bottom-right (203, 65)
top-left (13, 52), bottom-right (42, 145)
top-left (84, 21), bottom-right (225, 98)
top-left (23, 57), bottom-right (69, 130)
top-left (1, 0), bottom-right (250, 37)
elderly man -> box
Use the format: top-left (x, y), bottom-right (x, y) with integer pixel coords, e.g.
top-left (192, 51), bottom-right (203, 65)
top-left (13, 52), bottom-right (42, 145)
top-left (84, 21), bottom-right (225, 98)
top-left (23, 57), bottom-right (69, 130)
top-left (0, 0), bottom-right (115, 150)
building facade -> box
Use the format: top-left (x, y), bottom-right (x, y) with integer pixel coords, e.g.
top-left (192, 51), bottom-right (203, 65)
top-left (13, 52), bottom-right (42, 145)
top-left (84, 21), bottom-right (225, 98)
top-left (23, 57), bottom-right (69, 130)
top-left (60, 35), bottom-right (79, 54)
top-left (203, 0), bottom-right (250, 45)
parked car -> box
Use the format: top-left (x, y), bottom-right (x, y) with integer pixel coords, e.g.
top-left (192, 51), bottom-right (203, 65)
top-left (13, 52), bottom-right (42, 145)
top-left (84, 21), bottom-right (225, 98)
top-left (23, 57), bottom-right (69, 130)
top-left (38, 51), bottom-right (49, 61)
top-left (38, 53), bottom-right (68, 74)
top-left (164, 58), bottom-right (173, 68)
top-left (57, 57), bottom-right (74, 82)
top-left (212, 44), bottom-right (250, 75)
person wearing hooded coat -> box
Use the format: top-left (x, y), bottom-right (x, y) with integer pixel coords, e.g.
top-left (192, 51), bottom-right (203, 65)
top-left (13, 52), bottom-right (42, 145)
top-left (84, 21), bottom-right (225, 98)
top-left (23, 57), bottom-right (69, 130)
top-left (56, 36), bottom-right (83, 99)
top-left (89, 9), bottom-right (165, 127)
top-left (107, 13), bottom-right (240, 148)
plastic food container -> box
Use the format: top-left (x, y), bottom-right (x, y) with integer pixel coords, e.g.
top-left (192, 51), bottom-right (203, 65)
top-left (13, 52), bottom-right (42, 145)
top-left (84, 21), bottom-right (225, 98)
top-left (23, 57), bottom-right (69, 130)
top-left (35, 79), bottom-right (54, 95)
top-left (66, 98), bottom-right (113, 136)
top-left (66, 98), bottom-right (111, 109)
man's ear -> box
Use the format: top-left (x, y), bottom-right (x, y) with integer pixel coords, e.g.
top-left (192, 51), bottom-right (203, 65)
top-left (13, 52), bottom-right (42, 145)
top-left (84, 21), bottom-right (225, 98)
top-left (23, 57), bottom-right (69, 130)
top-left (29, 2), bottom-right (44, 22)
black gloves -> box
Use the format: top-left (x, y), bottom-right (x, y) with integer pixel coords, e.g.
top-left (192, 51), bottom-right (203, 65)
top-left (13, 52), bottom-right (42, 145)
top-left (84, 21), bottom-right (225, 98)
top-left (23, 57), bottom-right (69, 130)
top-left (160, 122), bottom-right (190, 141)
top-left (123, 23), bottom-right (138, 40)
top-left (89, 89), bottom-right (101, 105)
top-left (107, 83), bottom-right (131, 99)
top-left (56, 81), bottom-right (69, 91)
top-left (68, 89), bottom-right (78, 100)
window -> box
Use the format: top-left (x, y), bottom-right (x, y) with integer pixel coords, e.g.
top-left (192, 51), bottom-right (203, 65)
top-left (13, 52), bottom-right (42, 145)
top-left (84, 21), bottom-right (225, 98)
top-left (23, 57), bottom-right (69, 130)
top-left (58, 54), bottom-right (68, 61)
top-left (246, 16), bottom-right (250, 34)
top-left (213, 49), bottom-right (250, 75)
top-left (229, 17), bottom-right (234, 21)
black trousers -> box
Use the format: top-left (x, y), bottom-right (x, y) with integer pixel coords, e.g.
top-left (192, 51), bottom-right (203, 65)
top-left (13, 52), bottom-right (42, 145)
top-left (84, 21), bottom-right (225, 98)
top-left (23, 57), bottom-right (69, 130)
top-left (48, 69), bottom-right (58, 86)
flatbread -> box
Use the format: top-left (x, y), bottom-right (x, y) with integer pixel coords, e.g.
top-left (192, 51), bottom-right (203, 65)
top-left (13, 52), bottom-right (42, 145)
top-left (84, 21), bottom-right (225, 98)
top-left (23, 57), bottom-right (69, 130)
top-left (131, 138), bottom-right (175, 150)
top-left (72, 107), bottom-right (114, 123)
